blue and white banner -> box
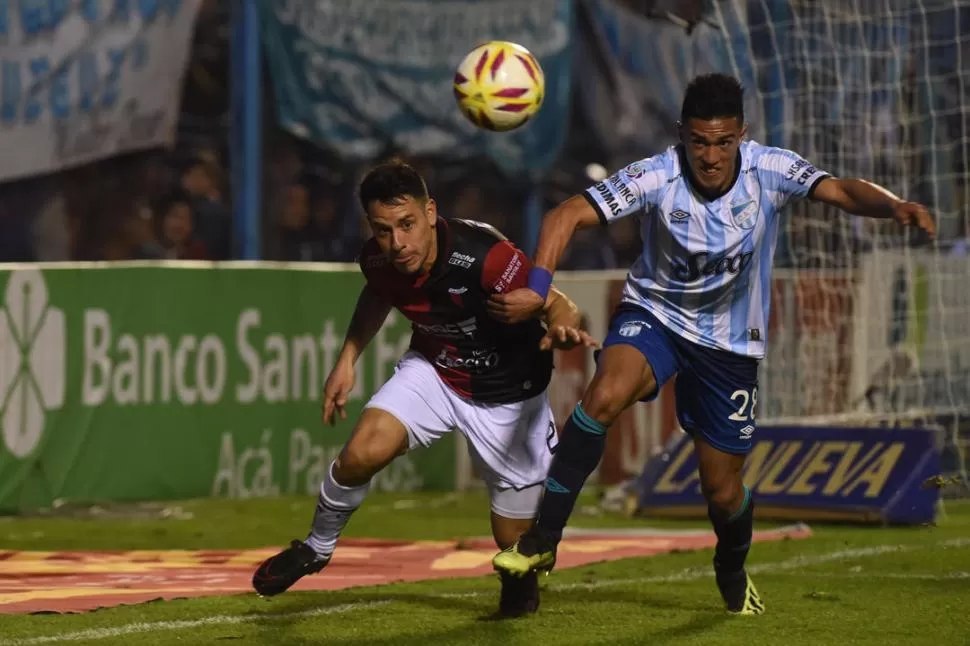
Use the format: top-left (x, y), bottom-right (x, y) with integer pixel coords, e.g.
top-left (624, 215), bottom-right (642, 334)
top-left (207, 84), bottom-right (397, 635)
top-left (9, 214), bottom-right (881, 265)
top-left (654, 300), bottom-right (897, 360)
top-left (574, 0), bottom-right (762, 168)
top-left (635, 425), bottom-right (943, 525)
top-left (0, 0), bottom-right (202, 182)
top-left (260, 0), bottom-right (574, 177)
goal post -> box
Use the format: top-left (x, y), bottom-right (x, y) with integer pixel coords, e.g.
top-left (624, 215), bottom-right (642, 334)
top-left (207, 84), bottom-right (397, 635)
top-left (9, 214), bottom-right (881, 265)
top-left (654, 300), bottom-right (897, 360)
top-left (710, 0), bottom-right (970, 489)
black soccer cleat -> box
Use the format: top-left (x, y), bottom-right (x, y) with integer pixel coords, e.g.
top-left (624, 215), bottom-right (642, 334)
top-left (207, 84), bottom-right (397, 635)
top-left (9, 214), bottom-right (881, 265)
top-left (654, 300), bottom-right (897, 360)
top-left (716, 568), bottom-right (765, 615)
top-left (498, 569), bottom-right (540, 618)
top-left (252, 539), bottom-right (330, 597)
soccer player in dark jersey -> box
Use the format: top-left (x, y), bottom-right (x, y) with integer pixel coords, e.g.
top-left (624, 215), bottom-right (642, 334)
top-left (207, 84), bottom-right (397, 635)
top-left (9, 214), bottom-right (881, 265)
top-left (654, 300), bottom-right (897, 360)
top-left (253, 159), bottom-right (596, 617)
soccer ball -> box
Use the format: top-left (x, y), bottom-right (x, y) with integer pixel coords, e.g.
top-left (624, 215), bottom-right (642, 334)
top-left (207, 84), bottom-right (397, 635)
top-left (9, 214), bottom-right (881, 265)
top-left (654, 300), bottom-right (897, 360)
top-left (453, 41), bottom-right (545, 132)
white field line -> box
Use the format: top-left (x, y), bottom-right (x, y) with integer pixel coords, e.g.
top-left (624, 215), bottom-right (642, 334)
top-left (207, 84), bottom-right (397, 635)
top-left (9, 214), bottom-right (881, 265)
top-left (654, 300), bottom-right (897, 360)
top-left (4, 537), bottom-right (968, 645)
top-left (437, 537), bottom-right (970, 598)
top-left (769, 571), bottom-right (970, 581)
top-left (0, 600), bottom-right (390, 646)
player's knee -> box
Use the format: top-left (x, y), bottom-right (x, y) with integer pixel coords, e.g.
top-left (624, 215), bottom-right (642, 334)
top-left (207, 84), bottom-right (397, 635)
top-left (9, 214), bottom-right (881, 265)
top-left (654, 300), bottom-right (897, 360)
top-left (701, 475), bottom-right (745, 512)
top-left (335, 422), bottom-right (407, 485)
top-left (333, 446), bottom-right (381, 486)
top-left (581, 379), bottom-right (634, 426)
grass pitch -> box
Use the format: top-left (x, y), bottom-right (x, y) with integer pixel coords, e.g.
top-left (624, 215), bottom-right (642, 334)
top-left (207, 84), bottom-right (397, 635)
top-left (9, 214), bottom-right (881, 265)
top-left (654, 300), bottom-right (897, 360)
top-left (1, 491), bottom-right (968, 646)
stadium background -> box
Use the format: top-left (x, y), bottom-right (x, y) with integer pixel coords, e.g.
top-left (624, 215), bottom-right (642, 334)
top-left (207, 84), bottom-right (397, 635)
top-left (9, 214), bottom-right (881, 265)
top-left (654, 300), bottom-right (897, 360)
top-left (0, 0), bottom-right (967, 514)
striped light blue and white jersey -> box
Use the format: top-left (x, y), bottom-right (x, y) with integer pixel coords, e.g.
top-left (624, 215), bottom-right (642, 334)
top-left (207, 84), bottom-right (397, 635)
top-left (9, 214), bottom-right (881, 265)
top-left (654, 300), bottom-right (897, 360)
top-left (583, 140), bottom-right (829, 359)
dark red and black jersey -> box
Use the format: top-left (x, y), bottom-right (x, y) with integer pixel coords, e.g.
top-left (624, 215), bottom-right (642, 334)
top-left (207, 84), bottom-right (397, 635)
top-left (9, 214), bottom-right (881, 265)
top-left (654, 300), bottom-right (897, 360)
top-left (359, 218), bottom-right (552, 404)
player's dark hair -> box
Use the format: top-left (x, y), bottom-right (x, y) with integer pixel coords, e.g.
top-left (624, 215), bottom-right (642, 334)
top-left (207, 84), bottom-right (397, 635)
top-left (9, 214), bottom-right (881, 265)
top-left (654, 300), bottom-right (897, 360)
top-left (680, 73), bottom-right (744, 123)
top-left (358, 158), bottom-right (429, 212)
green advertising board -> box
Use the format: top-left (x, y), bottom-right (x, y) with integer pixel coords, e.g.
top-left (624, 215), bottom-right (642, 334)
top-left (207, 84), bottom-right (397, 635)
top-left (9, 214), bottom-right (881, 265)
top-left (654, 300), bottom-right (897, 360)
top-left (0, 263), bottom-right (457, 513)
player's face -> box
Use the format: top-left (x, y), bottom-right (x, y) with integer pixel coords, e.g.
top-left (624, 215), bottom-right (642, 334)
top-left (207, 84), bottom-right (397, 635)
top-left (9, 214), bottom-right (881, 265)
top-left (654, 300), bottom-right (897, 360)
top-left (367, 196), bottom-right (438, 275)
top-left (680, 117), bottom-right (746, 195)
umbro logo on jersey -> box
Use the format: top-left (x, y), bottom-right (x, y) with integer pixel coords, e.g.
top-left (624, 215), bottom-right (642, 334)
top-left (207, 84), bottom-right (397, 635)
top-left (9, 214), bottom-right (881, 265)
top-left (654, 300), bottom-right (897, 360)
top-left (670, 210), bottom-right (690, 222)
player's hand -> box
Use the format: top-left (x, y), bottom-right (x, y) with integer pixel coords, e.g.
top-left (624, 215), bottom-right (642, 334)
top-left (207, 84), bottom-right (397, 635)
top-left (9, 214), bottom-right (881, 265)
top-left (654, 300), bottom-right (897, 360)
top-left (322, 360), bottom-right (355, 427)
top-left (892, 200), bottom-right (936, 239)
top-left (539, 325), bottom-right (600, 352)
top-left (487, 288), bottom-right (545, 324)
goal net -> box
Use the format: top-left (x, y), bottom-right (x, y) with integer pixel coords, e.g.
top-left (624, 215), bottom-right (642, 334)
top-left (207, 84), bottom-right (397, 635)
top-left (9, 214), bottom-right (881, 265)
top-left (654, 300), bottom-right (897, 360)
top-left (713, 0), bottom-right (970, 489)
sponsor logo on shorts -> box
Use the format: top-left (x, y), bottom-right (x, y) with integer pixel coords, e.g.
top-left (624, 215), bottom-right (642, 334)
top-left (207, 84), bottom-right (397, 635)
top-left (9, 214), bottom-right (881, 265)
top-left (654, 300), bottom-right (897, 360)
top-left (546, 419), bottom-right (558, 453)
top-left (740, 425), bottom-right (755, 440)
top-left (618, 320), bottom-right (650, 337)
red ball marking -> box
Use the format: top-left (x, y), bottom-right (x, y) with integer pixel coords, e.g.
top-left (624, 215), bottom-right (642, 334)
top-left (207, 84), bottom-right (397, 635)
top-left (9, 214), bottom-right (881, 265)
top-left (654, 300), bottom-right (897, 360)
top-left (515, 54), bottom-right (538, 83)
top-left (490, 49), bottom-right (506, 79)
top-left (491, 87), bottom-right (529, 98)
top-left (474, 49), bottom-right (489, 82)
top-left (479, 110), bottom-right (495, 130)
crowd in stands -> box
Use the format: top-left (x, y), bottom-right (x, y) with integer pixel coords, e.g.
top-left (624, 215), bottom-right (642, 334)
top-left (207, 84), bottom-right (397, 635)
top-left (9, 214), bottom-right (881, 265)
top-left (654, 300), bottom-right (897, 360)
top-left (0, 1), bottom-right (640, 268)
top-left (0, 1), bottom-right (961, 267)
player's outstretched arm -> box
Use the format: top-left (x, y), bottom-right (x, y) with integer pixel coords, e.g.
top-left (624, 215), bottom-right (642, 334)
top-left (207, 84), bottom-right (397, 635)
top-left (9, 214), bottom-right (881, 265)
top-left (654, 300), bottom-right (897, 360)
top-left (811, 177), bottom-right (936, 238)
top-left (532, 195), bottom-right (603, 275)
top-left (487, 195), bottom-right (602, 323)
top-left (322, 284), bottom-right (392, 426)
top-left (338, 283), bottom-right (393, 365)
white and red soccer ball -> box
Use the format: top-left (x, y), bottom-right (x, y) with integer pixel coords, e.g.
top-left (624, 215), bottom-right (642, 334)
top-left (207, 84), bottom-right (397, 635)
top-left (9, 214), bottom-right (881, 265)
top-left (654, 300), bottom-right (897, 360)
top-left (453, 41), bottom-right (545, 132)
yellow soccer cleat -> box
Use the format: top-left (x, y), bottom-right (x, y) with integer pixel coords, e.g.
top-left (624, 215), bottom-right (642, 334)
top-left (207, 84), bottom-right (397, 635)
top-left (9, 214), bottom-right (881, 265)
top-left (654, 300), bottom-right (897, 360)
top-left (492, 531), bottom-right (557, 577)
top-left (717, 569), bottom-right (765, 616)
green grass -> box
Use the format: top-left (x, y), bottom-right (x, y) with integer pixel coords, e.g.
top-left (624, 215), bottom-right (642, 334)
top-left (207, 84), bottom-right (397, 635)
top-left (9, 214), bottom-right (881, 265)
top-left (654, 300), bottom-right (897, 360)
top-left (1, 492), bottom-right (969, 645)
top-left (0, 490), bottom-right (688, 550)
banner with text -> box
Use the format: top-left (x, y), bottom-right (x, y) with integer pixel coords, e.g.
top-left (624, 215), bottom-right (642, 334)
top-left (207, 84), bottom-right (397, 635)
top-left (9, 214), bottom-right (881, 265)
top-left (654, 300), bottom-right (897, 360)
top-left (0, 0), bottom-right (201, 182)
top-left (259, 0), bottom-right (574, 177)
top-left (0, 265), bottom-right (455, 513)
top-left (634, 425), bottom-right (942, 525)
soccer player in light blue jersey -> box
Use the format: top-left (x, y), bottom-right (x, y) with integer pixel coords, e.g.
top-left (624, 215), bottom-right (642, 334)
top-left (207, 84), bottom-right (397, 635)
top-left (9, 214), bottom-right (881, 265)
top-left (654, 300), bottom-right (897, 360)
top-left (489, 73), bottom-right (935, 615)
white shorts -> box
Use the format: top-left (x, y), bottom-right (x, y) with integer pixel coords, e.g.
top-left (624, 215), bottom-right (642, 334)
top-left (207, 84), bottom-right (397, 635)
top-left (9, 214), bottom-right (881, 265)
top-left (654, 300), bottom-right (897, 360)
top-left (365, 351), bottom-right (557, 519)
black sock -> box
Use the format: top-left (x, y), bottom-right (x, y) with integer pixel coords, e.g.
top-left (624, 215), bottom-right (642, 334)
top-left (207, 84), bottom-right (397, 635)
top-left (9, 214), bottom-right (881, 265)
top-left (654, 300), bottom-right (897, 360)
top-left (535, 403), bottom-right (608, 544)
top-left (708, 485), bottom-right (754, 574)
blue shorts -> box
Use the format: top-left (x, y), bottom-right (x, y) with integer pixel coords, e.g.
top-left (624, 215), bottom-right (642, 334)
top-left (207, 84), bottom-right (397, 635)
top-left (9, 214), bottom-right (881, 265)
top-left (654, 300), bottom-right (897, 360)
top-left (601, 304), bottom-right (759, 455)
